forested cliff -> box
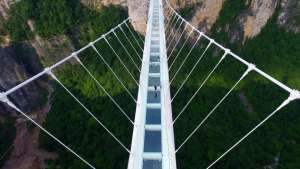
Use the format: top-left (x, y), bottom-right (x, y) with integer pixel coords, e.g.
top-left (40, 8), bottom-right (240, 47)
top-left (0, 0), bottom-right (299, 169)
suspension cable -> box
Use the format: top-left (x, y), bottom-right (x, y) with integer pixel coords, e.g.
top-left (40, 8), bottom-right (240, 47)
top-left (48, 71), bottom-right (132, 152)
top-left (125, 22), bottom-right (144, 51)
top-left (119, 26), bottom-right (142, 60)
top-left (0, 93), bottom-right (96, 169)
top-left (166, 16), bottom-right (180, 42)
top-left (165, 11), bottom-right (177, 38)
top-left (170, 40), bottom-right (212, 89)
top-left (175, 65), bottom-right (254, 152)
top-left (104, 37), bottom-right (139, 86)
top-left (90, 44), bottom-right (137, 103)
top-left (167, 19), bottom-right (184, 50)
top-left (168, 29), bottom-right (194, 71)
top-left (74, 56), bottom-right (134, 124)
top-left (129, 18), bottom-right (145, 44)
top-left (112, 30), bottom-right (141, 71)
top-left (172, 51), bottom-right (228, 123)
top-left (170, 39), bottom-right (212, 93)
top-left (166, 13), bottom-right (179, 37)
top-left (206, 91), bottom-right (299, 169)
top-left (165, 15), bottom-right (176, 39)
top-left (167, 23), bottom-right (189, 59)
top-left (170, 33), bottom-right (202, 84)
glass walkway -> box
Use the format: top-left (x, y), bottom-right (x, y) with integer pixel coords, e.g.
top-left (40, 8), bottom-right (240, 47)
top-left (127, 0), bottom-right (177, 169)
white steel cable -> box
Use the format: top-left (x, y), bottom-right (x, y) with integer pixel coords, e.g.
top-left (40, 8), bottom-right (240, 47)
top-left (172, 52), bottom-right (228, 123)
top-left (112, 30), bottom-right (141, 72)
top-left (170, 33), bottom-right (202, 84)
top-left (175, 65), bottom-right (254, 152)
top-left (47, 71), bottom-right (132, 153)
top-left (2, 18), bottom-right (133, 98)
top-left (128, 18), bottom-right (145, 44)
top-left (166, 15), bottom-right (178, 41)
top-left (166, 16), bottom-right (180, 42)
top-left (137, 33), bottom-right (145, 44)
top-left (74, 56), bottom-right (135, 124)
top-left (206, 91), bottom-right (299, 169)
top-left (170, 40), bottom-right (212, 88)
top-left (104, 37), bottom-right (139, 86)
top-left (165, 16), bottom-right (176, 38)
top-left (167, 19), bottom-right (184, 50)
top-left (165, 11), bottom-right (176, 36)
top-left (164, 0), bottom-right (294, 94)
top-left (167, 19), bottom-right (185, 51)
top-left (168, 29), bottom-right (194, 71)
top-left (166, 14), bottom-right (179, 38)
top-left (0, 144), bottom-right (13, 161)
top-left (167, 23), bottom-right (189, 59)
top-left (125, 22), bottom-right (144, 51)
top-left (90, 44), bottom-right (137, 103)
top-left (119, 26), bottom-right (142, 60)
top-left (0, 93), bottom-right (96, 169)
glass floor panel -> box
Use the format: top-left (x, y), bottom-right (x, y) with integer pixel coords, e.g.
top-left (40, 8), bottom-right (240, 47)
top-left (149, 64), bottom-right (160, 73)
top-left (148, 76), bottom-right (160, 86)
top-left (143, 160), bottom-right (162, 169)
top-left (146, 108), bottom-right (161, 124)
top-left (147, 91), bottom-right (161, 103)
top-left (144, 130), bottom-right (161, 152)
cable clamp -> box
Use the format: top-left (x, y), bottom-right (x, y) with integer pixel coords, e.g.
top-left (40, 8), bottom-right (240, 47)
top-left (71, 52), bottom-right (78, 57)
top-left (289, 89), bottom-right (300, 101)
top-left (0, 92), bottom-right (8, 103)
top-left (247, 63), bottom-right (256, 72)
top-left (224, 48), bottom-right (231, 54)
top-left (74, 55), bottom-right (82, 64)
top-left (89, 42), bottom-right (94, 46)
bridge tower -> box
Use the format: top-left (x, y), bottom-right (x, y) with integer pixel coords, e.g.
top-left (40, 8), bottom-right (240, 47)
top-left (127, 0), bottom-right (177, 168)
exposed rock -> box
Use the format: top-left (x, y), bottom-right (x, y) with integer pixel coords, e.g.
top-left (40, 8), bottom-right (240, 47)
top-left (0, 44), bottom-right (48, 114)
top-left (2, 103), bottom-right (57, 169)
top-left (239, 91), bottom-right (253, 113)
top-left (0, 43), bottom-right (56, 169)
top-left (189, 0), bottom-right (225, 33)
top-left (101, 0), bottom-right (127, 7)
top-left (278, 0), bottom-right (300, 33)
top-left (233, 0), bottom-right (278, 42)
top-left (168, 0), bottom-right (198, 9)
top-left (128, 0), bottom-right (148, 34)
top-left (0, 0), bottom-right (11, 19)
top-left (166, 0), bottom-right (224, 33)
top-left (80, 0), bottom-right (127, 10)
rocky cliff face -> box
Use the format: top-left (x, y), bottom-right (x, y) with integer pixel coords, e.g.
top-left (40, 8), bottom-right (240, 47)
top-left (126, 0), bottom-right (299, 40)
top-left (234, 0), bottom-right (278, 42)
top-left (278, 0), bottom-right (300, 33)
top-left (189, 0), bottom-right (225, 33)
top-left (0, 44), bottom-right (47, 114)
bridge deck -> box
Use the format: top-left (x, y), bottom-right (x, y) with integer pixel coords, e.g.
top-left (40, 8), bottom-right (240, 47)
top-left (127, 0), bottom-right (177, 168)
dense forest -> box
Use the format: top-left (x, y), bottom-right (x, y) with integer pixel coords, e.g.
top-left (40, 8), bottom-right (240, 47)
top-left (171, 0), bottom-right (300, 168)
top-left (0, 0), bottom-right (299, 169)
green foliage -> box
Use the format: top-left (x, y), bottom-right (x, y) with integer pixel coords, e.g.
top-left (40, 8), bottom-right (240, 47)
top-left (0, 117), bottom-right (16, 167)
top-left (36, 4), bottom-right (141, 169)
top-left (31, 0), bottom-right (75, 37)
top-left (5, 0), bottom-right (127, 41)
top-left (169, 1), bottom-right (300, 169)
top-left (4, 0), bottom-right (33, 41)
top-left (215, 0), bottom-right (248, 27)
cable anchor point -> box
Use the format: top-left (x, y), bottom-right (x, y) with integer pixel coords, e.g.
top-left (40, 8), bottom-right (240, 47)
top-left (289, 89), bottom-right (300, 102)
top-left (0, 92), bottom-right (8, 103)
top-left (246, 63), bottom-right (256, 73)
